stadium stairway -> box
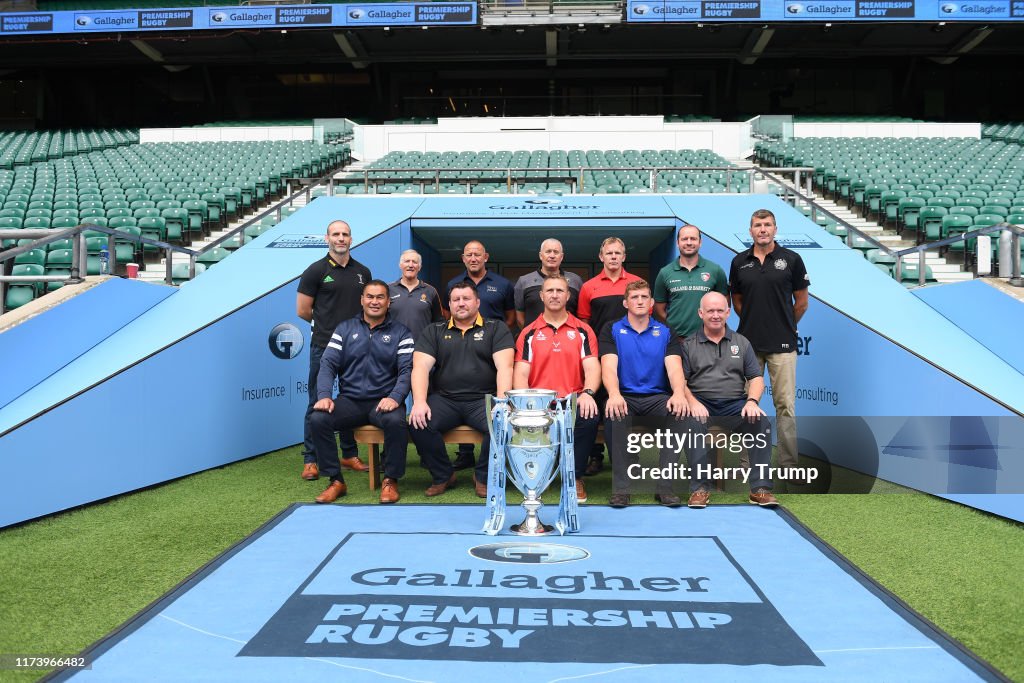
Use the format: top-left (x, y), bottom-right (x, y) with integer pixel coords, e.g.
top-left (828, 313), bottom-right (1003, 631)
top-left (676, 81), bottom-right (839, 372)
top-left (737, 158), bottom-right (972, 284)
top-left (138, 187), bottom-right (313, 285)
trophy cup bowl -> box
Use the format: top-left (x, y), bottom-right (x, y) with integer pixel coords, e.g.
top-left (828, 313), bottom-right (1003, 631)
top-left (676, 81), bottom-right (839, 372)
top-left (504, 389), bottom-right (561, 535)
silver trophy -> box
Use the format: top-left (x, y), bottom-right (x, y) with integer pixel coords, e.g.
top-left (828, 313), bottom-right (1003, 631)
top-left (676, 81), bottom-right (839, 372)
top-left (483, 389), bottom-right (579, 536)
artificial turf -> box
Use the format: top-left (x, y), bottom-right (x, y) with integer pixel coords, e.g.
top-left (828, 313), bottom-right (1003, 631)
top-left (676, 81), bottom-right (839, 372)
top-left (0, 445), bottom-right (1021, 682)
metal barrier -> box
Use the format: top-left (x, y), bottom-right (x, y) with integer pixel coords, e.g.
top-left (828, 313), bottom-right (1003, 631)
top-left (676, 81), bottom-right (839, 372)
top-left (894, 224), bottom-right (1023, 287)
top-left (0, 225), bottom-right (198, 315)
top-left (337, 165), bottom-right (751, 194)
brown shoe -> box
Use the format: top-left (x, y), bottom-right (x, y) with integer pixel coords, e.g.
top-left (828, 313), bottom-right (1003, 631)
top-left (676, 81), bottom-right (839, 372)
top-left (301, 462), bottom-right (319, 480)
top-left (379, 477), bottom-right (400, 504)
top-left (687, 489), bottom-right (710, 509)
top-left (341, 456), bottom-right (369, 472)
top-left (315, 480), bottom-right (347, 504)
top-left (749, 488), bottom-right (779, 507)
top-left (425, 473), bottom-right (458, 497)
top-left (575, 479), bottom-right (588, 503)
top-left (584, 457), bottom-right (603, 476)
top-left (655, 493), bottom-right (682, 507)
top-left (474, 479), bottom-right (488, 498)
top-left (609, 493), bottom-right (631, 508)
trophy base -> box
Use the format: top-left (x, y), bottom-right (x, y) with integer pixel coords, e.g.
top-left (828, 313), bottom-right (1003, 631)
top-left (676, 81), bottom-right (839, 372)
top-left (510, 521), bottom-right (554, 536)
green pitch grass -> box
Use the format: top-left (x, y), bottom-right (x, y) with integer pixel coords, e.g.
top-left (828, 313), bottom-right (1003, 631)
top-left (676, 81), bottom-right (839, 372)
top-left (0, 445), bottom-right (1021, 682)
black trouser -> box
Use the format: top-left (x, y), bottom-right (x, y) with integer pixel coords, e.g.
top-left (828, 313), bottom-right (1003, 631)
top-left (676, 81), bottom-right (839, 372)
top-left (604, 393), bottom-right (685, 494)
top-left (311, 397), bottom-right (408, 482)
top-left (589, 388), bottom-right (608, 463)
top-left (410, 395), bottom-right (490, 485)
top-left (303, 345), bottom-right (358, 465)
top-left (572, 413), bottom-right (601, 475)
top-left (687, 396), bottom-right (773, 492)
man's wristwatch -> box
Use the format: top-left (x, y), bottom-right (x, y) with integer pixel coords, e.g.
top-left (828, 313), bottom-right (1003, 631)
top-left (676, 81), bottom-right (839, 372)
top-left (746, 397), bottom-right (760, 403)
top-left (582, 389), bottom-right (596, 397)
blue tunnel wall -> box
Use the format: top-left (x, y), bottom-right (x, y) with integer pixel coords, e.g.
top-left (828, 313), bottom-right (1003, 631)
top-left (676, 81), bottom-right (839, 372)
top-left (1, 194), bottom-right (1021, 527)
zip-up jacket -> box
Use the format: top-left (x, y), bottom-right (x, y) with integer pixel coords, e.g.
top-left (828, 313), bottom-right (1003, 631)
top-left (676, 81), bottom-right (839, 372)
top-left (316, 314), bottom-right (414, 403)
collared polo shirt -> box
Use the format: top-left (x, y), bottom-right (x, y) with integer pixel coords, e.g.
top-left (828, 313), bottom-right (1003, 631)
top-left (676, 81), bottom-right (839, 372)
top-left (681, 327), bottom-right (761, 402)
top-left (388, 279), bottom-right (444, 340)
top-left (415, 314), bottom-right (515, 401)
top-left (515, 313), bottom-right (597, 398)
top-left (577, 269), bottom-right (644, 338)
top-left (729, 244), bottom-right (810, 354)
top-left (653, 256), bottom-right (728, 338)
top-left (297, 254), bottom-right (372, 348)
top-left (599, 316), bottom-right (681, 395)
top-left (513, 269), bottom-right (583, 326)
top-left (446, 270), bottom-right (515, 322)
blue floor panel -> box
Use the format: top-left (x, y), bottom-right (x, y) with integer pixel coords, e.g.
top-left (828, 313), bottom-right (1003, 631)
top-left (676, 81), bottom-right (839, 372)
top-left (55, 504), bottom-right (1003, 682)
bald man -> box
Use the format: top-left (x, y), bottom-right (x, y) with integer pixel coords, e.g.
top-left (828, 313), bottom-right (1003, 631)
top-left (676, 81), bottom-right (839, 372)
top-left (680, 291), bottom-right (777, 509)
top-left (296, 219), bottom-right (372, 480)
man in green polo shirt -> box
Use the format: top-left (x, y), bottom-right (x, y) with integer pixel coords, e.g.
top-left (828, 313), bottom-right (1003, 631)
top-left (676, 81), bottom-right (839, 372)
top-left (653, 224), bottom-right (728, 340)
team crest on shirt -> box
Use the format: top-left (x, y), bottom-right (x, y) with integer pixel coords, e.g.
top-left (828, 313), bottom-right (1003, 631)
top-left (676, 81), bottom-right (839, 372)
top-left (382, 334), bottom-right (391, 343)
top-left (730, 344), bottom-right (740, 356)
top-left (358, 274), bottom-right (365, 284)
top-left (567, 330), bottom-right (577, 340)
top-left (774, 259), bottom-right (787, 271)
top-left (352, 333), bottom-right (359, 340)
top-left (474, 330), bottom-right (485, 341)
top-left (652, 328), bottom-right (661, 337)
top-left (701, 272), bottom-right (711, 282)
top-left (619, 328), bottom-right (628, 335)
top-left (420, 293), bottom-right (428, 302)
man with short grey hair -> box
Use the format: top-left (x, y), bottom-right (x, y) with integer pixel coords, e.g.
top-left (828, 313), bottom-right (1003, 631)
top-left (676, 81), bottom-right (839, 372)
top-left (388, 249), bottom-right (445, 340)
top-left (729, 208), bottom-right (810, 474)
top-left (514, 238), bottom-right (583, 328)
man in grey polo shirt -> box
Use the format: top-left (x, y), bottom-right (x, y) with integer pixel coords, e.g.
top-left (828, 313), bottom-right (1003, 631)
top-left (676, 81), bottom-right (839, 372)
top-left (681, 292), bottom-right (777, 509)
top-left (514, 238), bottom-right (583, 328)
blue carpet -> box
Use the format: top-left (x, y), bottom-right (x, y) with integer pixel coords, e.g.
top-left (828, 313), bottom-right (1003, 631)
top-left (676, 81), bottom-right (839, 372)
top-left (54, 504), bottom-right (1002, 682)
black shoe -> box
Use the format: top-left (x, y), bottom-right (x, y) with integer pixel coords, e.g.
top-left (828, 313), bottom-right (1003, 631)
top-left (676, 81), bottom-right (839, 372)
top-left (655, 493), bottom-right (682, 508)
top-left (585, 457), bottom-right (604, 476)
top-left (452, 454), bottom-right (475, 471)
top-left (609, 493), bottom-right (631, 508)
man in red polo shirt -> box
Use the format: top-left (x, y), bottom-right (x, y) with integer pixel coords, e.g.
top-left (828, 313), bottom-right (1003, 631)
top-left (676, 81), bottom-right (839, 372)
top-left (576, 237), bottom-right (644, 476)
top-left (514, 274), bottom-right (600, 503)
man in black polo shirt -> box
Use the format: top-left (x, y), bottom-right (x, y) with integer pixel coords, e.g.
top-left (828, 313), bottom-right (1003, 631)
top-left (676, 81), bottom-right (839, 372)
top-left (409, 280), bottom-right (515, 497)
top-left (388, 248), bottom-right (445, 340)
top-left (682, 292), bottom-right (777, 508)
top-left (296, 219), bottom-right (372, 481)
top-left (444, 240), bottom-right (516, 471)
top-left (729, 208), bottom-right (810, 472)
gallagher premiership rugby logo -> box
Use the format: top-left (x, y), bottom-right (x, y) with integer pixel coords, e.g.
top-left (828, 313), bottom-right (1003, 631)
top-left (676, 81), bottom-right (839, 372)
top-left (268, 323), bottom-right (304, 359)
top-left (469, 543), bottom-right (590, 564)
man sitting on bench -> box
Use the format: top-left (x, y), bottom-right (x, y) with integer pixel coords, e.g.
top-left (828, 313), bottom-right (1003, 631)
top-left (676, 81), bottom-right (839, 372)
top-left (410, 280), bottom-right (515, 498)
top-left (682, 292), bottom-right (777, 509)
top-left (311, 279), bottom-right (414, 505)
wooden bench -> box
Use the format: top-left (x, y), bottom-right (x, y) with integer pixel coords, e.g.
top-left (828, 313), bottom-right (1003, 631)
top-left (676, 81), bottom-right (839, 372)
top-left (354, 425), bottom-right (483, 490)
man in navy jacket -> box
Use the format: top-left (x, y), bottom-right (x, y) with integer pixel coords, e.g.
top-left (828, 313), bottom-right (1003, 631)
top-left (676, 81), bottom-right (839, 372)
top-left (311, 279), bottom-right (414, 505)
